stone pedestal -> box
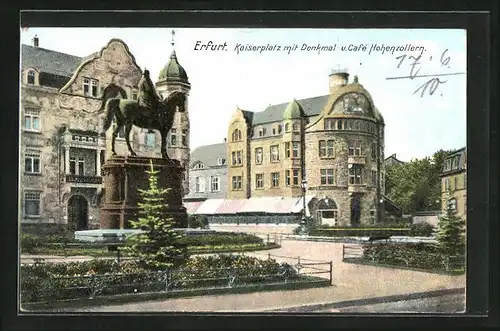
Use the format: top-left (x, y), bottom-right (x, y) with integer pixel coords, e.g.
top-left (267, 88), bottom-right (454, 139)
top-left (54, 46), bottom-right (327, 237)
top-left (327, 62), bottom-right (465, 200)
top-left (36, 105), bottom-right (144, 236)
top-left (100, 155), bottom-right (187, 230)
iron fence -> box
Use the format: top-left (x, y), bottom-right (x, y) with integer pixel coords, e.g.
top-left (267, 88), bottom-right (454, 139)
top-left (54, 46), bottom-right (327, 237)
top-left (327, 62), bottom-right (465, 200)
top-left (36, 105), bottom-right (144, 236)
top-left (264, 253), bottom-right (333, 286)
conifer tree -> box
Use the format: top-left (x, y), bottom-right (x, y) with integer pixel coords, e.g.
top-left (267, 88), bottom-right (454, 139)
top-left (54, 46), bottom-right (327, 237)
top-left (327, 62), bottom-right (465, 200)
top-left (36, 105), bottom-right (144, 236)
top-left (125, 161), bottom-right (189, 270)
top-left (435, 198), bottom-right (466, 257)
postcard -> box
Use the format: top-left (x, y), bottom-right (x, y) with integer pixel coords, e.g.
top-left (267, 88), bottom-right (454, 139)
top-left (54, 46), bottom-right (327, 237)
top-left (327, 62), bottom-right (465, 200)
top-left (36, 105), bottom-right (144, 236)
top-left (19, 26), bottom-right (466, 314)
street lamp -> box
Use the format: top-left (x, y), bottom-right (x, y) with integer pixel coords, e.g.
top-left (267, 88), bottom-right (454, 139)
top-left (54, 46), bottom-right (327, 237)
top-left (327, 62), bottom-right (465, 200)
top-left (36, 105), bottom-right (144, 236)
top-left (300, 180), bottom-right (308, 235)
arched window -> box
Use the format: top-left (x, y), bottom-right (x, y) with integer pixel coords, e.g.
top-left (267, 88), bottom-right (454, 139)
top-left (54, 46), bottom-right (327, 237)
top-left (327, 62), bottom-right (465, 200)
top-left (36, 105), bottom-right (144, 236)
top-left (285, 123), bottom-right (290, 132)
top-left (232, 129), bottom-right (242, 142)
top-left (27, 70), bottom-right (36, 85)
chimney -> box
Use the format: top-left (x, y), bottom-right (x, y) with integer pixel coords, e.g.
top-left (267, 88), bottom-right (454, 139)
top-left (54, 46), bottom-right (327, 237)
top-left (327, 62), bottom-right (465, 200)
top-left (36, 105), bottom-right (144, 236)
top-left (224, 138), bottom-right (227, 143)
top-left (32, 35), bottom-right (39, 47)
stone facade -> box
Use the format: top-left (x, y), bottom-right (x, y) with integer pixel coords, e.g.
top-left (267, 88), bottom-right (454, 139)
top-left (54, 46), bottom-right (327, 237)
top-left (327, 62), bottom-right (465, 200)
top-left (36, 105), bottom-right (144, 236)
top-left (20, 38), bottom-right (191, 232)
top-left (185, 142), bottom-right (228, 201)
top-left (226, 70), bottom-right (386, 226)
top-left (441, 147), bottom-right (467, 221)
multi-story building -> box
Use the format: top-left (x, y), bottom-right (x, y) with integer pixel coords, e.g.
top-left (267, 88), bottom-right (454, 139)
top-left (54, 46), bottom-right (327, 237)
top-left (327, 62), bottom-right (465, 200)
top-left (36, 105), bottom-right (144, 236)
top-left (384, 153), bottom-right (405, 167)
top-left (20, 36), bottom-right (191, 233)
top-left (441, 147), bottom-right (467, 220)
top-left (226, 70), bottom-right (386, 226)
top-left (184, 141), bottom-right (228, 202)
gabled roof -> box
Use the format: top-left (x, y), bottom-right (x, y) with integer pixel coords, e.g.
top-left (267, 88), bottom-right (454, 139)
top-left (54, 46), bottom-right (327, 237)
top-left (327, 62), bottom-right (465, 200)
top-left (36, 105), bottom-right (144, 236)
top-left (190, 142), bottom-right (227, 168)
top-left (21, 44), bottom-right (83, 77)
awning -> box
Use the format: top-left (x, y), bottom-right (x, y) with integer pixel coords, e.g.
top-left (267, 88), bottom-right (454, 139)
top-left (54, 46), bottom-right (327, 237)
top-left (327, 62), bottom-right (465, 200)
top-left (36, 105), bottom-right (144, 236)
top-left (274, 197), bottom-right (302, 214)
top-left (238, 197), bottom-right (282, 213)
top-left (183, 201), bottom-right (202, 214)
top-left (193, 199), bottom-right (225, 215)
top-left (290, 195), bottom-right (315, 216)
top-left (215, 199), bottom-right (247, 214)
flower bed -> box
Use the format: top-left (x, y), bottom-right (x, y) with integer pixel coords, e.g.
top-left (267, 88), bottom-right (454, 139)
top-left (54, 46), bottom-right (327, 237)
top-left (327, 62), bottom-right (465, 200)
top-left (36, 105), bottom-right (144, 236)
top-left (305, 223), bottom-right (434, 237)
top-left (357, 243), bottom-right (465, 272)
top-left (20, 255), bottom-right (300, 303)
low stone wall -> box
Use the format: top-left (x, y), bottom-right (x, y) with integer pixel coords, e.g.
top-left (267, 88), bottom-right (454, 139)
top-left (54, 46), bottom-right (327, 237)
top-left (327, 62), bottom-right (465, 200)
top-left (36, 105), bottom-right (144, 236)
top-left (21, 223), bottom-right (68, 235)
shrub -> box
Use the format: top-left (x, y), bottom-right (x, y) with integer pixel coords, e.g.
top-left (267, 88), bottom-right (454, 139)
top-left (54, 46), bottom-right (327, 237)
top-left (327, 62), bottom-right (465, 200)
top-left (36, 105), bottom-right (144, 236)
top-left (408, 223), bottom-right (435, 237)
top-left (179, 233), bottom-right (263, 247)
top-left (360, 243), bottom-right (464, 271)
top-left (20, 255), bottom-right (298, 303)
top-left (20, 233), bottom-right (42, 254)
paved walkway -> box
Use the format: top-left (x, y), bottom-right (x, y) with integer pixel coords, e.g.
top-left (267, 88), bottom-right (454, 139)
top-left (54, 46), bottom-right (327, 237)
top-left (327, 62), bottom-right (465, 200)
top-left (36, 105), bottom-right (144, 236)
top-left (30, 240), bottom-right (465, 312)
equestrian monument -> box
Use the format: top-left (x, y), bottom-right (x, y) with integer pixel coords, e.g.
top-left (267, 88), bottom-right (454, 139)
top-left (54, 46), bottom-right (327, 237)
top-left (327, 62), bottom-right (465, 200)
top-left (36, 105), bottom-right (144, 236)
top-left (75, 70), bottom-right (188, 242)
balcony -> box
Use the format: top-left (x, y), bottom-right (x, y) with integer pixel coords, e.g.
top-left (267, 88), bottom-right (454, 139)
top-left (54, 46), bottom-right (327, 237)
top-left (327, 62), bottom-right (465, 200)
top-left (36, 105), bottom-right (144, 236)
top-left (348, 156), bottom-right (366, 165)
top-left (348, 184), bottom-right (368, 194)
top-left (65, 174), bottom-right (102, 184)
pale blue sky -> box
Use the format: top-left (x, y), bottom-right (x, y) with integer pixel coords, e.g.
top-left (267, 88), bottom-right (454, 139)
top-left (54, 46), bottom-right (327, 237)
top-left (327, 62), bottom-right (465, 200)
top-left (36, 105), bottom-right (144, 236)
top-left (20, 28), bottom-right (466, 161)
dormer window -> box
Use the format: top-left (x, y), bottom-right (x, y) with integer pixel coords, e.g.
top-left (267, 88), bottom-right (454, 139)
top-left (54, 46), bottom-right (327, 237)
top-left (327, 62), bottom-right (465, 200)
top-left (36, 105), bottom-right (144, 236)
top-left (27, 70), bottom-right (36, 85)
top-left (285, 123), bottom-right (290, 132)
top-left (217, 158), bottom-right (226, 166)
top-left (194, 162), bottom-right (205, 169)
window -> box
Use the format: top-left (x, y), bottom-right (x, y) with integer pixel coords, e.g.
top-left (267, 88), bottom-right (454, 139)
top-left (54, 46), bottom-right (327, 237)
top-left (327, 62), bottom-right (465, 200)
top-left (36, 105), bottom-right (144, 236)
top-left (318, 210), bottom-right (338, 225)
top-left (292, 169), bottom-right (299, 185)
top-left (210, 176), bottom-right (220, 192)
top-left (182, 129), bottom-right (188, 146)
top-left (27, 70), bottom-right (36, 85)
top-left (145, 131), bottom-right (156, 147)
top-left (285, 170), bottom-right (291, 186)
top-left (78, 157), bottom-right (85, 176)
top-left (285, 142), bottom-right (291, 158)
top-left (320, 169), bottom-right (335, 185)
top-left (232, 129), bottom-right (242, 142)
top-left (91, 79), bottom-right (99, 97)
top-left (277, 125), bottom-right (283, 134)
top-left (447, 198), bottom-right (457, 212)
top-left (324, 118), bottom-right (335, 130)
top-left (285, 123), bottom-right (290, 132)
top-left (232, 151), bottom-right (242, 166)
top-left (292, 123), bottom-right (300, 132)
top-left (337, 120), bottom-right (344, 130)
top-left (345, 120), bottom-right (352, 130)
top-left (349, 140), bottom-right (362, 156)
top-left (272, 128), bottom-right (276, 135)
top-left (349, 165), bottom-right (363, 184)
top-left (270, 145), bottom-right (279, 162)
top-left (371, 170), bottom-right (377, 186)
top-left (24, 149), bottom-right (40, 174)
top-left (24, 191), bottom-right (40, 217)
top-left (195, 177), bottom-right (205, 192)
top-left (24, 108), bottom-right (40, 131)
top-left (69, 156), bottom-right (76, 174)
top-left (170, 128), bottom-right (177, 146)
top-left (193, 162), bottom-right (205, 169)
top-left (292, 142), bottom-right (300, 158)
top-left (319, 140), bottom-right (334, 157)
top-left (256, 173), bottom-right (264, 189)
top-left (232, 176), bottom-right (242, 190)
top-left (132, 90), bottom-right (138, 100)
top-left (255, 148), bottom-right (263, 164)
top-left (271, 172), bottom-right (280, 187)
top-left (262, 128), bottom-right (267, 136)
top-left (217, 158), bottom-right (226, 166)
top-left (452, 156), bottom-right (459, 169)
top-left (371, 142), bottom-right (377, 160)
top-left (83, 78), bottom-right (90, 95)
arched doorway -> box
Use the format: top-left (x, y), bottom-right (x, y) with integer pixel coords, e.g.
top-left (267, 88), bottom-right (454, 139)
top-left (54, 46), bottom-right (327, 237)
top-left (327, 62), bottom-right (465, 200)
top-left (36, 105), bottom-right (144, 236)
top-left (350, 194), bottom-right (361, 226)
top-left (316, 197), bottom-right (338, 226)
top-left (68, 195), bottom-right (89, 230)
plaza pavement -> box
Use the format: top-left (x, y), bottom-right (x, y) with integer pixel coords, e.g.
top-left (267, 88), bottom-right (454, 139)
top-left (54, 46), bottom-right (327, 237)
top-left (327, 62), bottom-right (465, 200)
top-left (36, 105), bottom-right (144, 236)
top-left (25, 239), bottom-right (466, 313)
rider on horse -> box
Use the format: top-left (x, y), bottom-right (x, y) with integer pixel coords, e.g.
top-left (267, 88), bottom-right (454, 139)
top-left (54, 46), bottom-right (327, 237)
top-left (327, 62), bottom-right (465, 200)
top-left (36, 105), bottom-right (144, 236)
top-left (138, 69), bottom-right (161, 113)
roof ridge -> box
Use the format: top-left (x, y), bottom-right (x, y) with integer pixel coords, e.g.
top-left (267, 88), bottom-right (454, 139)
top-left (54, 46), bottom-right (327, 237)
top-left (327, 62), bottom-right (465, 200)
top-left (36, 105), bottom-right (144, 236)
top-left (21, 43), bottom-right (83, 59)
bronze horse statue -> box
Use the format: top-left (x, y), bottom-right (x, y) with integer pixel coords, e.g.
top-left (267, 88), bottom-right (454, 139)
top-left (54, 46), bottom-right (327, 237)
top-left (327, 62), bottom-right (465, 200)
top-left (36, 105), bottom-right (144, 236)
top-left (99, 84), bottom-right (186, 159)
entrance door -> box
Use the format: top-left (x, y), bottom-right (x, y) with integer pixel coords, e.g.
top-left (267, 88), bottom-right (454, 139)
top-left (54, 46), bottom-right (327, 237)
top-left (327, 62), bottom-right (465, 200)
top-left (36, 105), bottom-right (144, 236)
top-left (68, 195), bottom-right (89, 230)
top-left (350, 194), bottom-right (361, 226)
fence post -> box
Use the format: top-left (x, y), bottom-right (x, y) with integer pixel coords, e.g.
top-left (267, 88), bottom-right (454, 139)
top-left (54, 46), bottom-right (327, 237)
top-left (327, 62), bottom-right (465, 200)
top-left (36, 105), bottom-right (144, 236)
top-left (116, 248), bottom-right (121, 264)
top-left (329, 261), bottom-right (333, 286)
top-left (268, 253), bottom-right (271, 260)
top-left (164, 270), bottom-right (169, 292)
top-left (267, 234), bottom-right (270, 244)
top-left (297, 256), bottom-right (301, 265)
top-left (342, 245), bottom-right (345, 261)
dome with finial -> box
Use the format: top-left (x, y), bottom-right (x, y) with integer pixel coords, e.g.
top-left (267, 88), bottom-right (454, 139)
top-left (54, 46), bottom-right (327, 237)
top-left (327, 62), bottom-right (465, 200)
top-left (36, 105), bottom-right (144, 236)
top-left (283, 99), bottom-right (304, 120)
top-left (158, 50), bottom-right (189, 84)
